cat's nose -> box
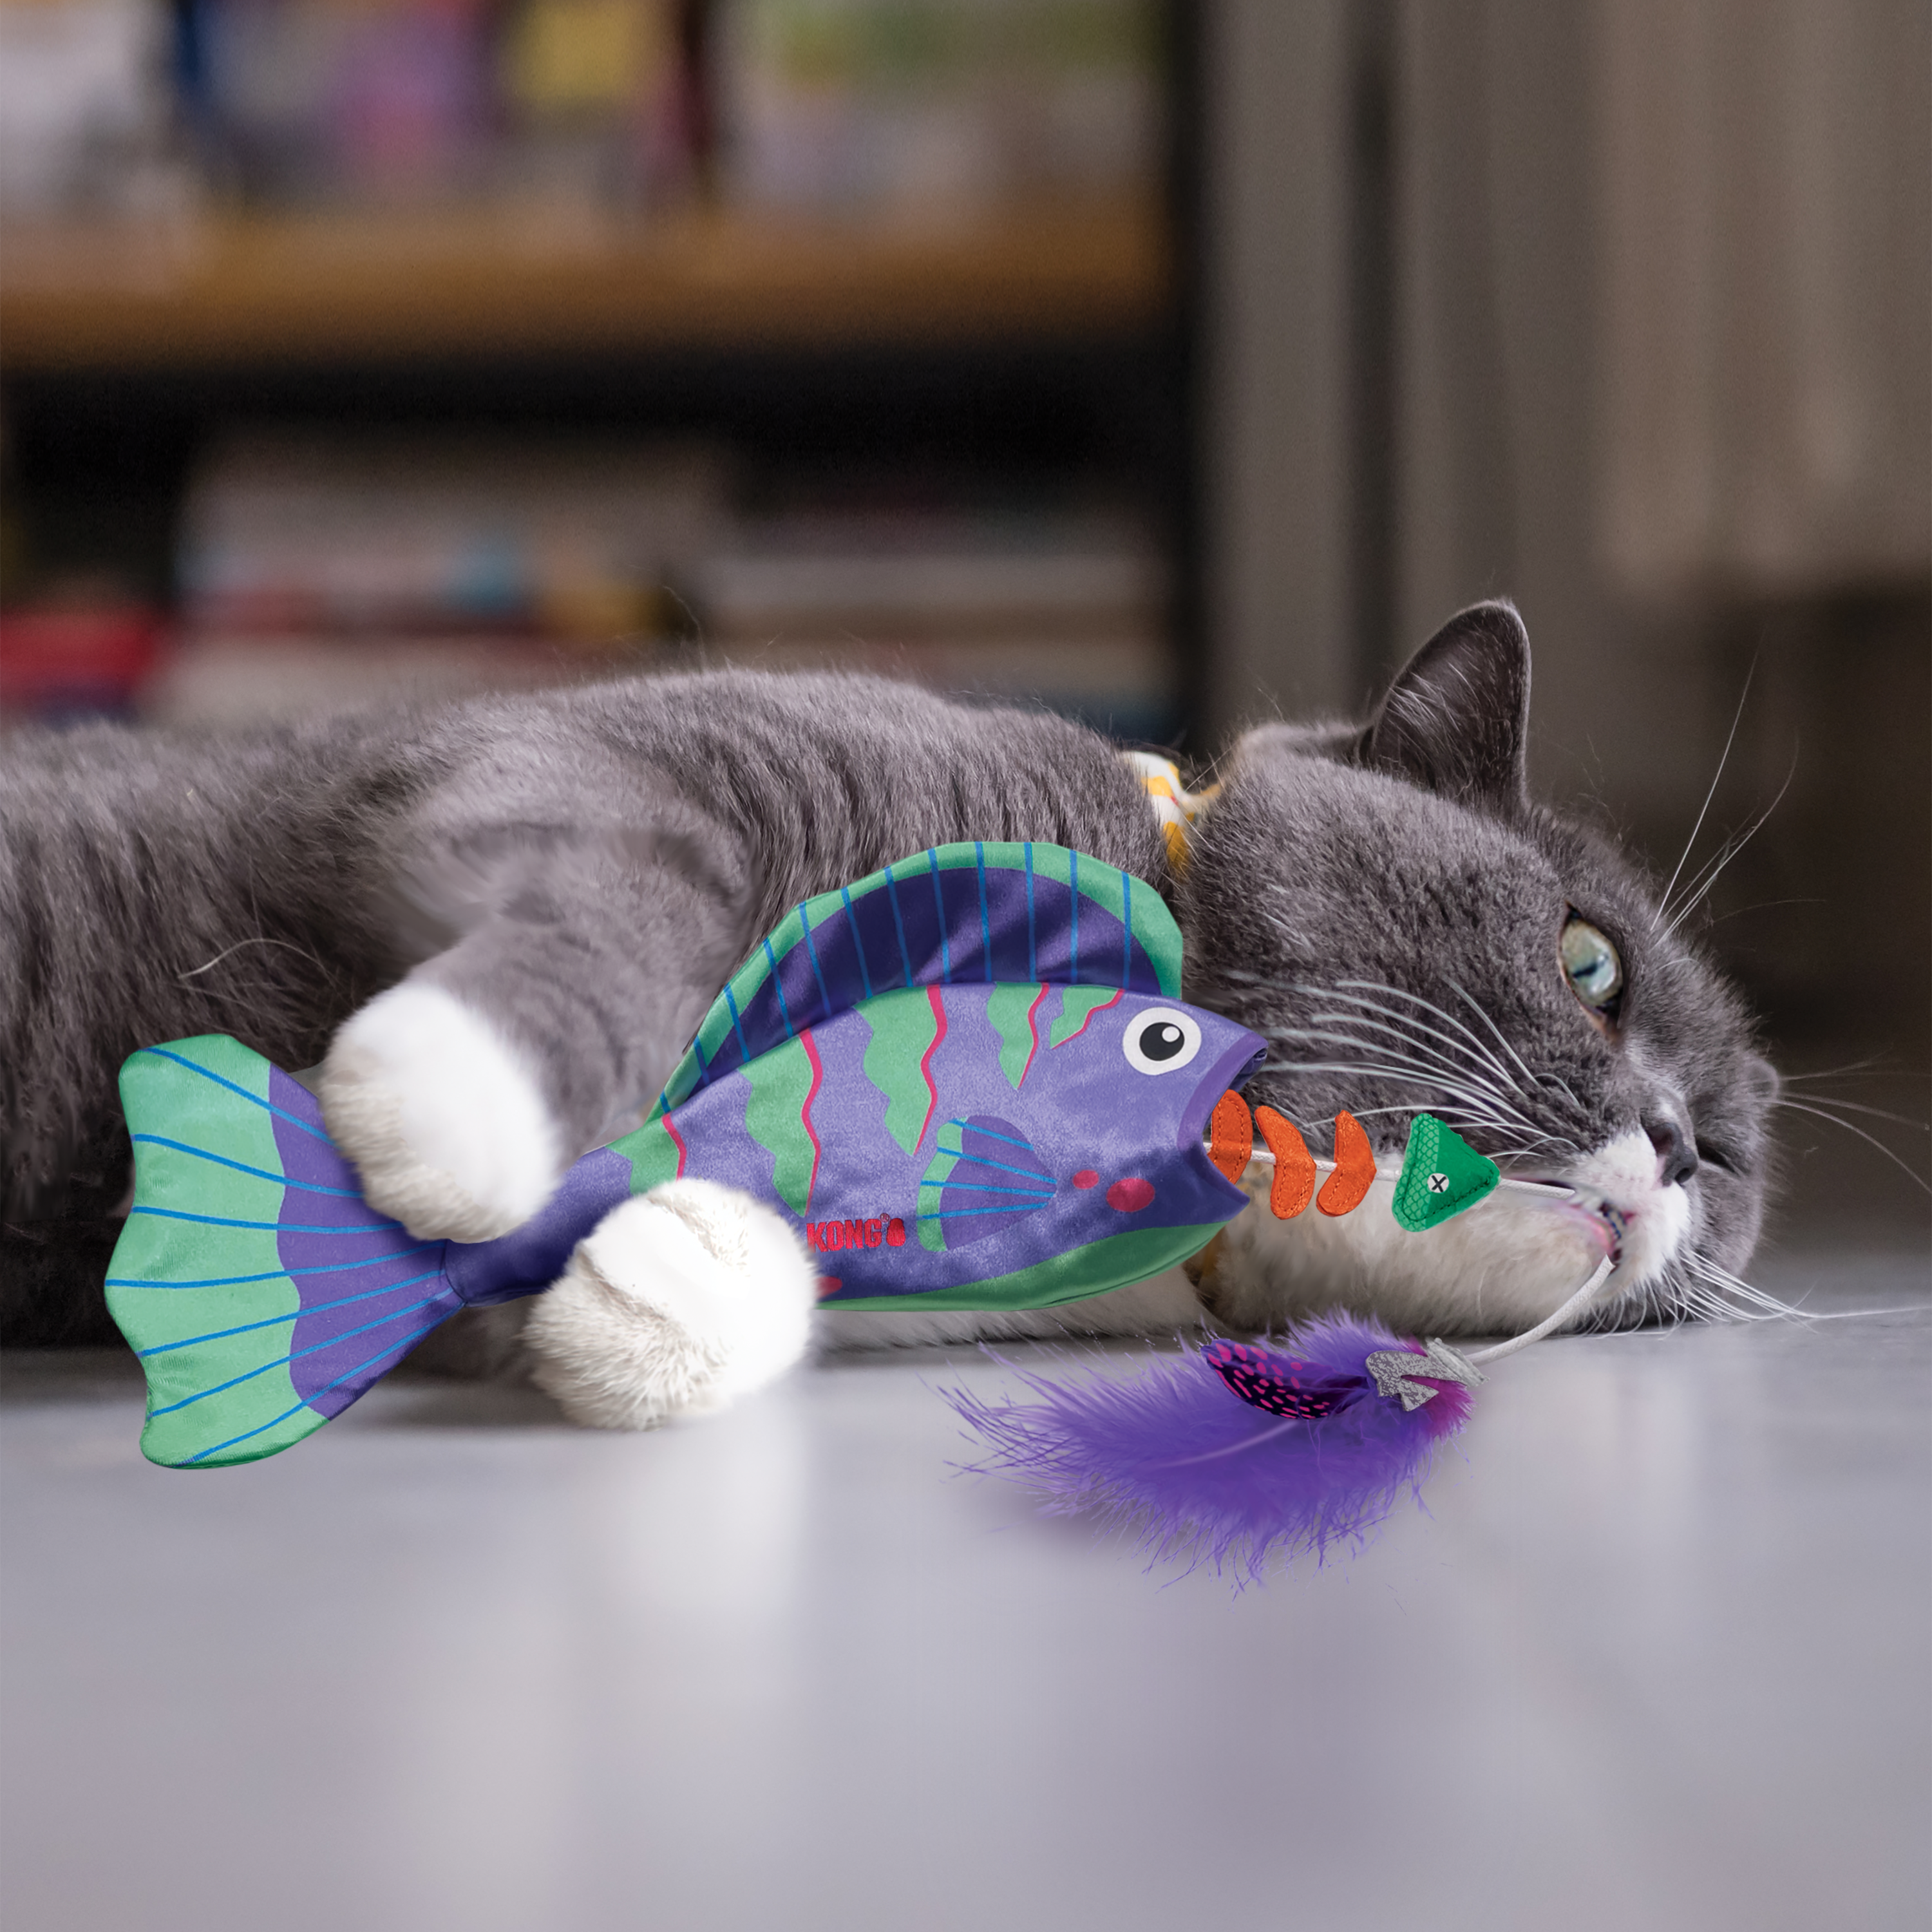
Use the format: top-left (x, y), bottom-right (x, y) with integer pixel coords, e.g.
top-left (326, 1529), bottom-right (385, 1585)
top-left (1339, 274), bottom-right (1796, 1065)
top-left (1644, 1113), bottom-right (1700, 1188)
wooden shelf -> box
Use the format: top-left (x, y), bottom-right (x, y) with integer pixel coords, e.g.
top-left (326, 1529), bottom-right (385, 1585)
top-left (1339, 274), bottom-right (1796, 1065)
top-left (0, 200), bottom-right (1170, 370)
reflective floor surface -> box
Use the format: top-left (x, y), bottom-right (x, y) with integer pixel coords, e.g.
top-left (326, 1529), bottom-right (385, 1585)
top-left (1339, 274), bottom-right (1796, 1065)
top-left (3, 1245), bottom-right (1927, 1932)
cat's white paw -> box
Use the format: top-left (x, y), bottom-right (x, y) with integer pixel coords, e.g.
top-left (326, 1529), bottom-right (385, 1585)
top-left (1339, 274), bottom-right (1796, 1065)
top-left (524, 1180), bottom-right (816, 1430)
top-left (319, 983), bottom-right (562, 1242)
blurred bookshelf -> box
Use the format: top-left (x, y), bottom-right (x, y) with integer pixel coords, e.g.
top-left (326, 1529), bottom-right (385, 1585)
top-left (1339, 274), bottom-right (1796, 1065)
top-left (0, 200), bottom-right (1170, 366)
top-left (0, 0), bottom-right (1193, 741)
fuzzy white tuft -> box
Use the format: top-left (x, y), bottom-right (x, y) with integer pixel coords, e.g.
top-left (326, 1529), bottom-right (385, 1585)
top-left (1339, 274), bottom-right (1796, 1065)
top-left (319, 983), bottom-right (562, 1242)
top-left (1206, 1126), bottom-right (1694, 1338)
top-left (524, 1180), bottom-right (817, 1430)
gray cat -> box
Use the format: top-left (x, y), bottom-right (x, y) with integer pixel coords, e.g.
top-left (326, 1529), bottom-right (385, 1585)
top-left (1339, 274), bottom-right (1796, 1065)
top-left (0, 603), bottom-right (1778, 1423)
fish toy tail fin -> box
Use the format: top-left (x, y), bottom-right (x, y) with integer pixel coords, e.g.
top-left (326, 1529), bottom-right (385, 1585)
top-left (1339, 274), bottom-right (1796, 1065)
top-left (105, 1036), bottom-right (463, 1469)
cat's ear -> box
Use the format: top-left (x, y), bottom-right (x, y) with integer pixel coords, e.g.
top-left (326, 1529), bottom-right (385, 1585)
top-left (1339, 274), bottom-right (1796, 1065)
top-left (1360, 601), bottom-right (1531, 815)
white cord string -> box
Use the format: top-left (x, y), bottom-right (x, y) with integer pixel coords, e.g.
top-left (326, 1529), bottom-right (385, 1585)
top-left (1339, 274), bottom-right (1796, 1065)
top-left (1231, 1145), bottom-right (1577, 1201)
top-left (1464, 1254), bottom-right (1618, 1366)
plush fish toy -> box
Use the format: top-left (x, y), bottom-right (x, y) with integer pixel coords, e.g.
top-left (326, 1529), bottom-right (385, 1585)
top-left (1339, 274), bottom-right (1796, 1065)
top-left (106, 838), bottom-right (1616, 1579)
top-left (106, 844), bottom-right (1261, 1467)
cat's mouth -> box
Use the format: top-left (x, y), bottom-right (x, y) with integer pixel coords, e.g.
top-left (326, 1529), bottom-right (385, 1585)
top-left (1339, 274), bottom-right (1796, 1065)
top-left (1533, 1188), bottom-right (1628, 1265)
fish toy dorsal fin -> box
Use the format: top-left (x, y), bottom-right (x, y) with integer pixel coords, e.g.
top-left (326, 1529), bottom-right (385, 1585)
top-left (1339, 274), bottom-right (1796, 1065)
top-left (652, 842), bottom-right (1180, 1117)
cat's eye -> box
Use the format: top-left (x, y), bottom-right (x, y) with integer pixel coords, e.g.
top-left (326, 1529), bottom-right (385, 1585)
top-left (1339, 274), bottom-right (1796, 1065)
top-left (1122, 1007), bottom-right (1203, 1075)
top-left (1560, 916), bottom-right (1624, 1018)
top-left (1696, 1139), bottom-right (1737, 1175)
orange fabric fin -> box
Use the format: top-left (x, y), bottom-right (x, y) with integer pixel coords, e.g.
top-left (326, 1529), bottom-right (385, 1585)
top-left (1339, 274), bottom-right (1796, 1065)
top-left (1253, 1106), bottom-right (1317, 1218)
top-left (1315, 1110), bottom-right (1377, 1216)
top-left (1208, 1090), bottom-right (1254, 1183)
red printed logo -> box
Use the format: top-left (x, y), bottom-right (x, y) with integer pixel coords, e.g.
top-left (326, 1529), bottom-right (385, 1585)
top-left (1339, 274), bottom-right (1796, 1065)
top-left (806, 1215), bottom-right (906, 1254)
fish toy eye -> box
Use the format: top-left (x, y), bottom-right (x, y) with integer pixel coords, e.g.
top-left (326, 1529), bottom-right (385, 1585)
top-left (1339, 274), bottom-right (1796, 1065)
top-left (1560, 914), bottom-right (1624, 1017)
top-left (1122, 1007), bottom-right (1204, 1075)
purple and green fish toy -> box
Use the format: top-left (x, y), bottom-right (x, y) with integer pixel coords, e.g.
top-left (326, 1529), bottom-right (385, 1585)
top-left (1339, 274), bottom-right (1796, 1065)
top-left (106, 840), bottom-right (1608, 1575)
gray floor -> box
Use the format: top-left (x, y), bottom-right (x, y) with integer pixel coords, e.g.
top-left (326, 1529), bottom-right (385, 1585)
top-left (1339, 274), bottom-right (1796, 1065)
top-left (3, 1245), bottom-right (1927, 1932)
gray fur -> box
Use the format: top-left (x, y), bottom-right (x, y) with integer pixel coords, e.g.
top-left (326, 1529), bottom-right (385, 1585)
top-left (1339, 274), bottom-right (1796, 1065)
top-left (0, 604), bottom-right (1776, 1347)
top-left (1, 672), bottom-right (1157, 1340)
top-left (1182, 605), bottom-right (1777, 1327)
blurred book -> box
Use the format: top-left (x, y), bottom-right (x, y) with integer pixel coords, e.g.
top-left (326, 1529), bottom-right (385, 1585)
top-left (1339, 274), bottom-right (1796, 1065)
top-left (178, 0), bottom-right (696, 211)
top-left (179, 430), bottom-right (729, 639)
top-left (164, 433), bottom-right (1175, 735)
top-left (497, 0), bottom-right (699, 214)
top-left (0, 0), bottom-right (197, 219)
top-left (717, 0), bottom-right (1163, 219)
top-left (3, 0), bottom-right (1161, 229)
top-left (0, 598), bottom-right (167, 721)
top-left (684, 505), bottom-right (1175, 738)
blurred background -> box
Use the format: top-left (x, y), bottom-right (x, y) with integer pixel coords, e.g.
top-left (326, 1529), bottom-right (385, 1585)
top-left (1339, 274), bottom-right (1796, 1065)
top-left (1, 0), bottom-right (1926, 1235)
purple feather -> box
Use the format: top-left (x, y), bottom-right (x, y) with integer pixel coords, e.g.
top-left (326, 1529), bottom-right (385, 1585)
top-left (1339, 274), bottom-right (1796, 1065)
top-left (942, 1312), bottom-right (1475, 1581)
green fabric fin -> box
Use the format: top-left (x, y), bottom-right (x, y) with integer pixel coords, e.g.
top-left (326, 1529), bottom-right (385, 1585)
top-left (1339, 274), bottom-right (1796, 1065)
top-left (106, 1037), bottom-right (322, 1468)
top-left (105, 1036), bottom-right (462, 1469)
top-left (1390, 1114), bottom-right (1502, 1231)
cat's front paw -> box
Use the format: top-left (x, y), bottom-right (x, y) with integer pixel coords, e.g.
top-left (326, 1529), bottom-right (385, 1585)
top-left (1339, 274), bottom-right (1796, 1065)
top-left (523, 1179), bottom-right (816, 1430)
top-left (319, 983), bottom-right (562, 1242)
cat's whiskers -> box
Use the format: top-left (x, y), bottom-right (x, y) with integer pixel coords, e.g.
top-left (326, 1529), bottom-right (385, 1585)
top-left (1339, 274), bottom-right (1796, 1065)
top-left (1657, 755), bottom-right (1797, 942)
top-left (1300, 1006), bottom-right (1531, 1120)
top-left (1307, 990), bottom-right (1560, 1139)
top-left (1330, 1102), bottom-right (1564, 1160)
top-left (1311, 983), bottom-right (1533, 1103)
top-left (1770, 1093), bottom-right (1929, 1132)
top-left (1264, 1028), bottom-right (1542, 1131)
top-left (1680, 1253), bottom-right (1800, 1321)
top-left (1656, 662), bottom-right (1756, 932)
top-left (1256, 1041), bottom-right (1578, 1154)
top-left (1310, 980), bottom-right (1593, 1137)
top-left (1770, 1097), bottom-right (1932, 1194)
top-left (1446, 978), bottom-right (1593, 1124)
top-left (1779, 1058), bottom-right (1897, 1083)
top-left (1336, 977), bottom-right (1590, 1128)
top-left (1314, 974), bottom-right (1530, 1097)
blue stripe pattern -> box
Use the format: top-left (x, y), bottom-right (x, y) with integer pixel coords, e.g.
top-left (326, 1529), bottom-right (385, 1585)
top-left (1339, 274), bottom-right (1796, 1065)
top-left (149, 1291), bottom-right (453, 1417)
top-left (129, 1134), bottom-right (362, 1197)
top-left (927, 849), bottom-right (951, 983)
top-left (886, 867), bottom-right (914, 988)
top-left (799, 904), bottom-right (833, 1019)
top-left (761, 937), bottom-right (797, 1039)
top-left (947, 1122), bottom-right (1037, 1153)
top-left (178, 1312), bottom-right (451, 1465)
top-left (941, 1151), bottom-right (1056, 1184)
top-left (131, 1206), bottom-right (401, 1234)
top-left (140, 1046), bottom-right (333, 1145)
top-left (723, 983), bottom-right (752, 1065)
top-left (917, 1204), bottom-right (1050, 1224)
top-left (1023, 844), bottom-right (1037, 981)
top-left (107, 1244), bottom-right (435, 1291)
top-left (840, 885), bottom-right (874, 999)
top-left (974, 844), bottom-right (993, 981)
top-left (1068, 851), bottom-right (1080, 983)
top-left (931, 1180), bottom-right (1054, 1200)
top-left (136, 1270), bottom-right (446, 1357)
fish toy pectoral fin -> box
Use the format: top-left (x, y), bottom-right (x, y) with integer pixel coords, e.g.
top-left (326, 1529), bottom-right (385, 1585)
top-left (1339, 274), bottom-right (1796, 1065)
top-left (1389, 1115), bottom-right (1500, 1232)
top-left (918, 1116), bottom-right (1056, 1253)
top-left (106, 1036), bottom-right (471, 1469)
